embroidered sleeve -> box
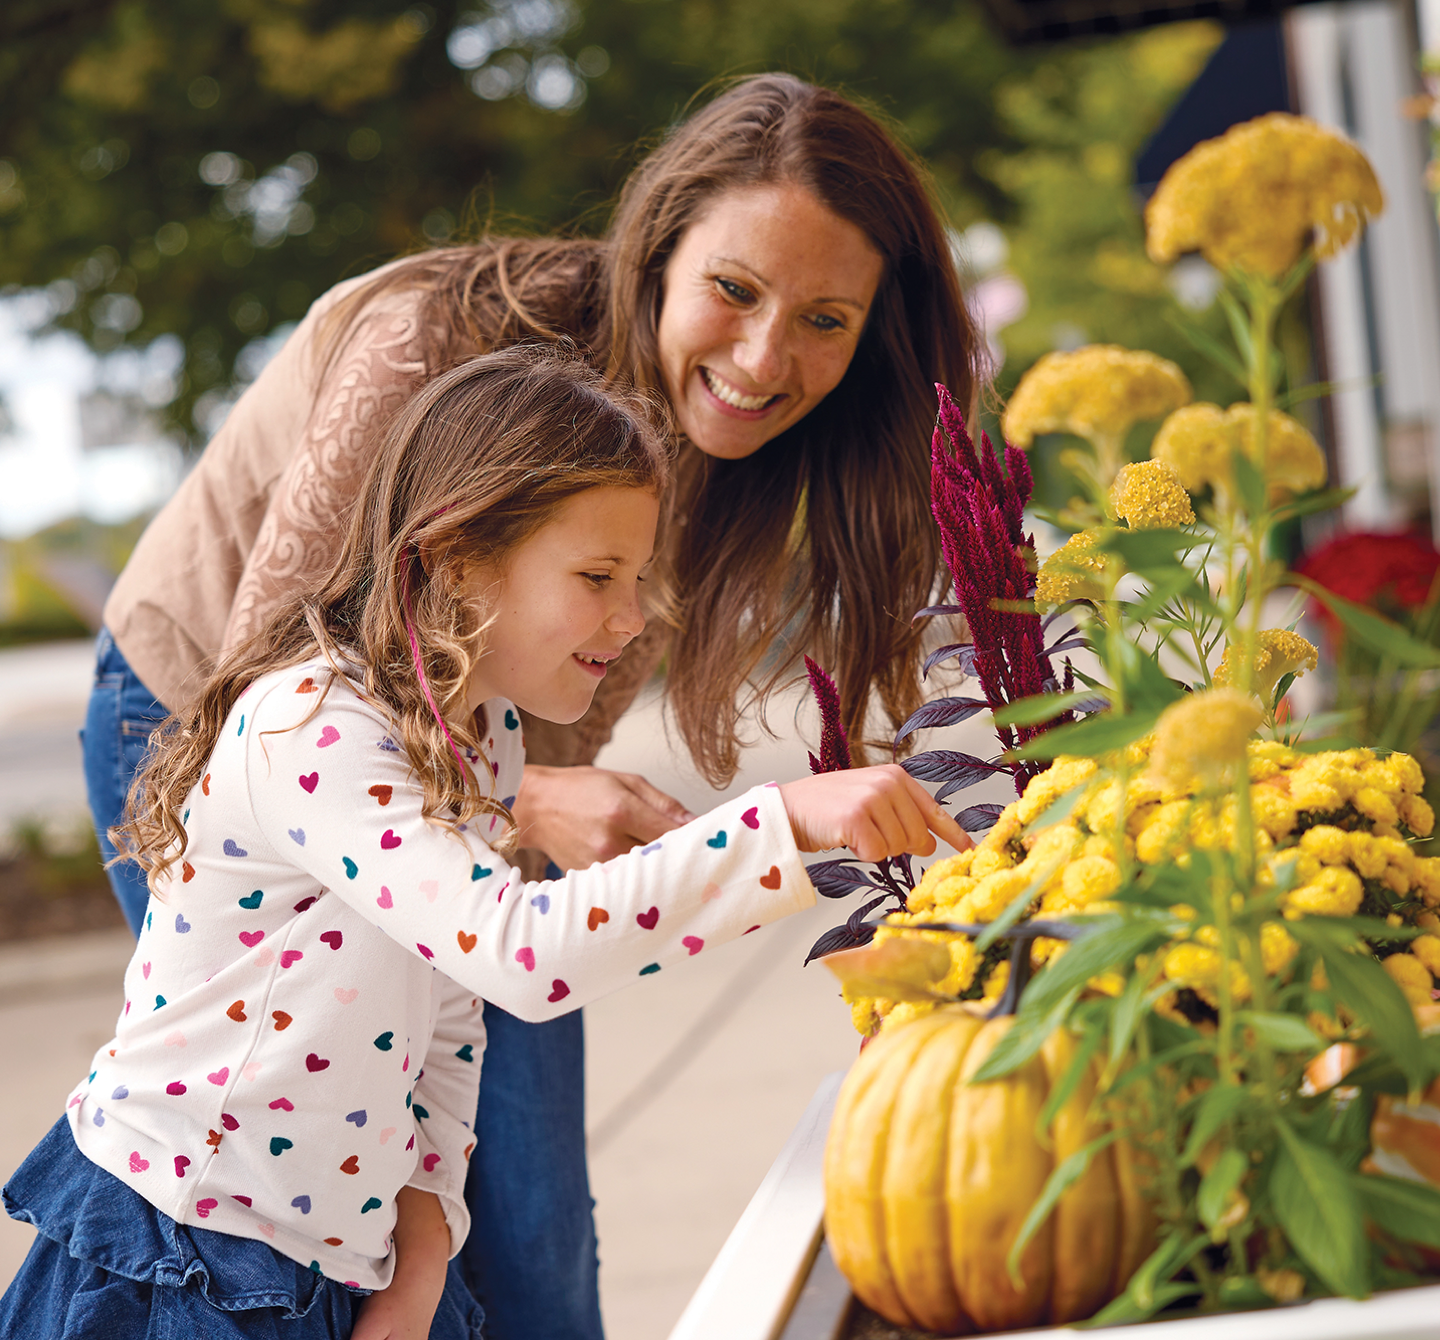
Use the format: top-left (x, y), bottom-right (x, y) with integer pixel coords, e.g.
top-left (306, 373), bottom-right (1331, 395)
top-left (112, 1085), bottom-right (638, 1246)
top-left (222, 301), bottom-right (426, 654)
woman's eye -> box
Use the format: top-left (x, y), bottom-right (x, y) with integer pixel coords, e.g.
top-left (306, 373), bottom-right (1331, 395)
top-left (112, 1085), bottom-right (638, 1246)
top-left (810, 313), bottom-right (845, 333)
top-left (716, 277), bottom-right (754, 304)
top-left (582, 572), bottom-right (612, 587)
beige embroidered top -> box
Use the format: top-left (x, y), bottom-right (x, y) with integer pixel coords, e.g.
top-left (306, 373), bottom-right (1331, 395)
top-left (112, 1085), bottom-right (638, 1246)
top-left (103, 255), bottom-right (665, 771)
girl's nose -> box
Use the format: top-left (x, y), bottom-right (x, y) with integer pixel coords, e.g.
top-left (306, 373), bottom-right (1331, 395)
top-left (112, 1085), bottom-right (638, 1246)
top-left (732, 311), bottom-right (787, 386)
top-left (607, 585), bottom-right (646, 639)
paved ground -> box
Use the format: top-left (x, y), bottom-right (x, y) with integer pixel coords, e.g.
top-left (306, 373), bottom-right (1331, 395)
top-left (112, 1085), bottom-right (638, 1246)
top-left (0, 640), bottom-right (1005, 1337)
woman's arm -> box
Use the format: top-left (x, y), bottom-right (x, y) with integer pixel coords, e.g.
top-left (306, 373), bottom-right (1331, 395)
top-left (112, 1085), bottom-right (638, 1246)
top-left (350, 1186), bottom-right (450, 1340)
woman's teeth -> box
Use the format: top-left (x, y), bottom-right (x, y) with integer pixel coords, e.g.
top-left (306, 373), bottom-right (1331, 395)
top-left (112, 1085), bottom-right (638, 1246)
top-left (702, 368), bottom-right (777, 411)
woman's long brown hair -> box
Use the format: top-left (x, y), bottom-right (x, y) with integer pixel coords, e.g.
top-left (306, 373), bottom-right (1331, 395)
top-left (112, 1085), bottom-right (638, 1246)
top-left (322, 73), bottom-right (982, 784)
top-left (116, 349), bottom-right (670, 886)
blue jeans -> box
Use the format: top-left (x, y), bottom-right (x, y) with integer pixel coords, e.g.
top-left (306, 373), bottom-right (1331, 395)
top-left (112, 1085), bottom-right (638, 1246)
top-left (80, 628), bottom-right (168, 935)
top-left (79, 632), bottom-right (604, 1340)
top-left (1, 1118), bottom-right (484, 1339)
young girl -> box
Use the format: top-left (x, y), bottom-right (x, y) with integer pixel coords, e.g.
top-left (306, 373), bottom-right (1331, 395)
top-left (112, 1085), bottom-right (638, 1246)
top-left (4, 349), bottom-right (966, 1339)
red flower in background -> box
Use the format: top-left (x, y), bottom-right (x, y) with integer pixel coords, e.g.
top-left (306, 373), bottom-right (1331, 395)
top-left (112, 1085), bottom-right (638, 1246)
top-left (1298, 531), bottom-right (1440, 637)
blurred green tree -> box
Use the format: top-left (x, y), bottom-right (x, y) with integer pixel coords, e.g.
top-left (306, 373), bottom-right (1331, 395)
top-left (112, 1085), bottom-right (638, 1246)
top-left (2, 0), bottom-right (1243, 452)
top-left (1, 0), bottom-right (1028, 438)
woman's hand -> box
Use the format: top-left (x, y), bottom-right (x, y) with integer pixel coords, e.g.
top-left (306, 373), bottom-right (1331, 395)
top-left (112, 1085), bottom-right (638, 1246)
top-left (778, 765), bottom-right (973, 862)
top-left (351, 1187), bottom-right (450, 1340)
top-left (513, 764), bottom-right (696, 868)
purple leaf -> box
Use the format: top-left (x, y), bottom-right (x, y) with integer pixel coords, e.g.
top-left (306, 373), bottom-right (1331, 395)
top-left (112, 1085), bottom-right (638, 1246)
top-left (900, 749), bottom-right (1003, 785)
top-left (847, 894), bottom-right (894, 932)
top-left (922, 643), bottom-right (974, 679)
top-left (1045, 636), bottom-right (1089, 658)
top-left (804, 923), bottom-right (877, 965)
top-left (893, 697), bottom-right (990, 749)
top-left (935, 772), bottom-right (994, 803)
top-left (805, 859), bottom-right (886, 900)
top-left (913, 603), bottom-right (966, 620)
top-left (955, 803), bottom-right (1006, 833)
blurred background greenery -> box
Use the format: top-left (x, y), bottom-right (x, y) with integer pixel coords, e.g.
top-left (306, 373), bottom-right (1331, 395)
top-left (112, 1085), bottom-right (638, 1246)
top-left (0, 0), bottom-right (1237, 638)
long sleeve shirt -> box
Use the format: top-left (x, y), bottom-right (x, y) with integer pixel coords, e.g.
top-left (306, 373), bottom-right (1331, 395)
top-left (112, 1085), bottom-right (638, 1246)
top-left (66, 658), bottom-right (814, 1289)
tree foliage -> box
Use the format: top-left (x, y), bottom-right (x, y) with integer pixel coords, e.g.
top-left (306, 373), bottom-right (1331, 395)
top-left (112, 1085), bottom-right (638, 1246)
top-left (1, 0), bottom-right (1231, 445)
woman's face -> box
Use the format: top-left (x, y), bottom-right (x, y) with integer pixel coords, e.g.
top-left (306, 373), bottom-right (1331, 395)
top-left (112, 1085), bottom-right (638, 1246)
top-left (656, 182), bottom-right (885, 460)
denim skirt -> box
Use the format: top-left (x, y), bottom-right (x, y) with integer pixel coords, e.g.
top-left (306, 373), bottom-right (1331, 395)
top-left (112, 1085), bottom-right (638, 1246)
top-left (0, 1119), bottom-right (483, 1339)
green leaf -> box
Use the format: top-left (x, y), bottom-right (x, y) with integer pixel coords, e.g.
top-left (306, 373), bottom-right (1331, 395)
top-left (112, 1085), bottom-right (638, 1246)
top-left (1107, 969), bottom-right (1148, 1075)
top-left (1286, 920), bottom-right (1431, 1094)
top-left (970, 984), bottom-right (1083, 1083)
top-left (1086, 1232), bottom-right (1206, 1324)
top-left (1272, 486), bottom-right (1357, 522)
top-left (1237, 1010), bottom-right (1326, 1055)
top-left (1165, 311), bottom-right (1247, 387)
top-left (1355, 1173), bottom-right (1440, 1250)
top-left (1180, 1081), bottom-right (1248, 1166)
top-left (1231, 447), bottom-right (1268, 518)
top-left (1272, 670), bottom-right (1297, 712)
top-left (1286, 574), bottom-right (1440, 669)
top-left (1197, 1146), bottom-right (1248, 1232)
top-left (1012, 706), bottom-right (1163, 761)
top-left (1037, 1019), bottom-right (1105, 1140)
top-left (1218, 285), bottom-right (1256, 369)
top-left (973, 917), bottom-right (1172, 1082)
top-left (1006, 1131), bottom-right (1122, 1284)
top-left (1098, 527), bottom-right (1194, 572)
top-left (1082, 1282), bottom-right (1201, 1328)
top-left (1271, 1119), bottom-right (1370, 1298)
top-left (994, 689), bottom-right (1106, 728)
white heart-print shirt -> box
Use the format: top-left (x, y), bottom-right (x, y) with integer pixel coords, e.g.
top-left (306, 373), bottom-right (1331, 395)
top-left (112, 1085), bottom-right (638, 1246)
top-left (65, 659), bottom-right (815, 1289)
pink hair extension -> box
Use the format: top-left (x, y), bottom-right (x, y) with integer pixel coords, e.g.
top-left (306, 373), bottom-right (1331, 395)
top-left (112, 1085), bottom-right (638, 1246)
top-left (401, 566), bottom-right (468, 776)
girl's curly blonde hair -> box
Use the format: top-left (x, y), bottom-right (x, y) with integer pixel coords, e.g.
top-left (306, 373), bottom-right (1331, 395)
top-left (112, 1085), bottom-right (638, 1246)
top-left (116, 346), bottom-right (671, 888)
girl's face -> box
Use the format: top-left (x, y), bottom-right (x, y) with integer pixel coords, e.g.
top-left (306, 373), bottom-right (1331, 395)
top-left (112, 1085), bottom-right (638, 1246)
top-left (656, 182), bottom-right (885, 461)
top-left (460, 486), bottom-right (659, 723)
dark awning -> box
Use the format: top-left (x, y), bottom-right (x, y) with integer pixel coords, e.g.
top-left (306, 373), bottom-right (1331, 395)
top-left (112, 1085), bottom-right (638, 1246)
top-left (976, 0), bottom-right (1320, 45)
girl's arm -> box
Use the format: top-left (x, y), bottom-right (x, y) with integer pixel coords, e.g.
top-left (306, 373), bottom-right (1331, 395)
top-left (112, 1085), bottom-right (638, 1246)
top-left (244, 673), bottom-right (964, 1019)
top-left (350, 1186), bottom-right (450, 1340)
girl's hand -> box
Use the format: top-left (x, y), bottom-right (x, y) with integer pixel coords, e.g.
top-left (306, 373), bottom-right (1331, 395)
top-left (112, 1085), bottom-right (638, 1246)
top-left (351, 1188), bottom-right (450, 1340)
top-left (778, 765), bottom-right (973, 862)
top-left (514, 764), bottom-right (696, 867)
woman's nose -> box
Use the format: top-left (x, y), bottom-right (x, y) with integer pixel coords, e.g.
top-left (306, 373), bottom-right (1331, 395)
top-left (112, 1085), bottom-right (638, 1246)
top-left (733, 311), bottom-right (787, 386)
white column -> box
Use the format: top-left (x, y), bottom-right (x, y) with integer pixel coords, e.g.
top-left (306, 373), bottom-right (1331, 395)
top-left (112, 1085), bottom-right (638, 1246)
top-left (1289, 0), bottom-right (1440, 535)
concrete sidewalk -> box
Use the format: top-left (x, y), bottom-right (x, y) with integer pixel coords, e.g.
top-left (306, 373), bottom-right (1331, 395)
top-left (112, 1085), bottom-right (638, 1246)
top-left (0, 644), bottom-right (1009, 1337)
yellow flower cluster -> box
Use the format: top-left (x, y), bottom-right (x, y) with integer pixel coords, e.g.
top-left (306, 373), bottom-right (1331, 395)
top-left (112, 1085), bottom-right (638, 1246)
top-left (1151, 403), bottom-right (1327, 500)
top-left (1036, 528), bottom-right (1108, 604)
top-left (846, 741), bottom-right (1439, 1035)
top-left (1213, 630), bottom-right (1319, 704)
top-left (1145, 112), bottom-right (1385, 278)
top-left (1002, 345), bottom-right (1191, 451)
top-left (1149, 688), bottom-right (1262, 788)
top-left (1110, 460), bottom-right (1196, 529)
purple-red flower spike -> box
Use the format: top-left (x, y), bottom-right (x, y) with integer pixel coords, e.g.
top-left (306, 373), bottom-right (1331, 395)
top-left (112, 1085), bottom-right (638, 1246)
top-left (804, 654), bottom-right (852, 774)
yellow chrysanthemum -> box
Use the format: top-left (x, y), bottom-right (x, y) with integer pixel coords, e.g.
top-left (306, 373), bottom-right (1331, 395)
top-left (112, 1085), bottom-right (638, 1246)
top-left (1150, 688), bottom-right (1263, 789)
top-left (1003, 345), bottom-right (1191, 484)
top-left (1036, 528), bottom-right (1108, 604)
top-left (1151, 403), bottom-right (1325, 500)
top-left (1110, 459), bottom-right (1196, 529)
top-left (1213, 629), bottom-right (1319, 704)
top-left (1287, 865), bottom-right (1364, 917)
top-left (1145, 112), bottom-right (1385, 278)
top-left (1382, 952), bottom-right (1434, 1007)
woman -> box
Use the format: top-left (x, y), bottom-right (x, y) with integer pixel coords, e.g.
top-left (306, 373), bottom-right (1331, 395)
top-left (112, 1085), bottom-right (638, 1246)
top-left (83, 73), bottom-right (982, 1338)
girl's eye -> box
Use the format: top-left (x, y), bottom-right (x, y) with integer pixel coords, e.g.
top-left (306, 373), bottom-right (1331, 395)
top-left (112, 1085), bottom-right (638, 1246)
top-left (716, 277), bottom-right (754, 304)
top-left (583, 573), bottom-right (612, 587)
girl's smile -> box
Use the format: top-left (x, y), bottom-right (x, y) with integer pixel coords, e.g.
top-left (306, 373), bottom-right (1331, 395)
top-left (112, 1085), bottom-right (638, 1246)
top-left (461, 487), bottom-right (659, 722)
top-left (656, 182), bottom-right (885, 461)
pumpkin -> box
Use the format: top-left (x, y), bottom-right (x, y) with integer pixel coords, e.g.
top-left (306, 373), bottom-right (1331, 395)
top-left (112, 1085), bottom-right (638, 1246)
top-left (824, 1004), bottom-right (1151, 1333)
